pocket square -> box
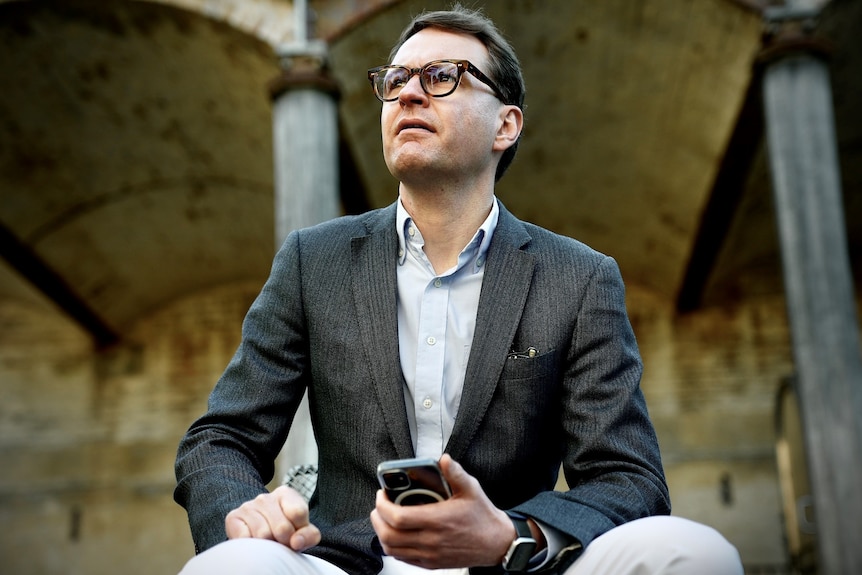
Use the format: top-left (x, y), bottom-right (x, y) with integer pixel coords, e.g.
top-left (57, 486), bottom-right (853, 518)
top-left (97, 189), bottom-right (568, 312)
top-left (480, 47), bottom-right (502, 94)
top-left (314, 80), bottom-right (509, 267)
top-left (507, 346), bottom-right (538, 359)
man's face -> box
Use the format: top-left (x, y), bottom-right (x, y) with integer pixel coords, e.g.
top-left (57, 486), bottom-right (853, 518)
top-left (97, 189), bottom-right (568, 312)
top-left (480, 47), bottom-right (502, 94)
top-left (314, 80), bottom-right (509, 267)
top-left (380, 28), bottom-right (505, 187)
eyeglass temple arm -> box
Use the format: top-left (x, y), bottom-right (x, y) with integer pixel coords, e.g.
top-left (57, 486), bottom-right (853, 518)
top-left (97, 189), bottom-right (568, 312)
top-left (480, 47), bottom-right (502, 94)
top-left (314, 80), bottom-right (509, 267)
top-left (464, 62), bottom-right (506, 102)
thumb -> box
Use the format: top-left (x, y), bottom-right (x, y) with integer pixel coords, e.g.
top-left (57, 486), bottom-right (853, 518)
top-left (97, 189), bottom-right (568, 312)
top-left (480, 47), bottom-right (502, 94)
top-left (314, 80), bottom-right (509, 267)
top-left (439, 453), bottom-right (472, 495)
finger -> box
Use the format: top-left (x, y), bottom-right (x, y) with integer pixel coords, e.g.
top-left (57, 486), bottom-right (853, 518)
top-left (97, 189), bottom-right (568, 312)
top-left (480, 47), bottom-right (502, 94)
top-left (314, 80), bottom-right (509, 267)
top-left (371, 492), bottom-right (407, 551)
top-left (374, 489), bottom-right (419, 530)
top-left (371, 490), bottom-right (394, 531)
top-left (226, 503), bottom-right (270, 540)
top-left (225, 511), bottom-right (252, 539)
top-left (275, 486), bottom-right (311, 528)
top-left (382, 537), bottom-right (445, 568)
top-left (373, 491), bottom-right (440, 556)
top-left (260, 492), bottom-right (302, 545)
top-left (272, 486), bottom-right (320, 550)
top-left (290, 522), bottom-right (321, 551)
top-left (227, 493), bottom-right (296, 543)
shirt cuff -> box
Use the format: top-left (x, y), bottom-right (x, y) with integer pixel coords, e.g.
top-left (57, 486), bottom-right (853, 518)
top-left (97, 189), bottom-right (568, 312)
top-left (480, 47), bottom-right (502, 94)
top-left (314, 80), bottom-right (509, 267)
top-left (526, 519), bottom-right (573, 571)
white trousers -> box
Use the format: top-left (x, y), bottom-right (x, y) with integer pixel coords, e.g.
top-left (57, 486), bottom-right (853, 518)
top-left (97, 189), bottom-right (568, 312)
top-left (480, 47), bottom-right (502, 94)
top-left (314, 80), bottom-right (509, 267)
top-left (179, 516), bottom-right (743, 575)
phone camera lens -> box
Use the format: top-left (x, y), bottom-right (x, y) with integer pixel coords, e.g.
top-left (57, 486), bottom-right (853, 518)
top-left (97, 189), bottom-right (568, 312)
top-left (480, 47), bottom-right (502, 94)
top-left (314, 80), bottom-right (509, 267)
top-left (382, 471), bottom-right (411, 490)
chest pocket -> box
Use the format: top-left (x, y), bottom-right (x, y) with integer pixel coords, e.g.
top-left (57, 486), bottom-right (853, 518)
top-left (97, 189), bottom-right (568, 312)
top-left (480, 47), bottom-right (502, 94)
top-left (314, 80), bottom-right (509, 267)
top-left (500, 347), bottom-right (557, 382)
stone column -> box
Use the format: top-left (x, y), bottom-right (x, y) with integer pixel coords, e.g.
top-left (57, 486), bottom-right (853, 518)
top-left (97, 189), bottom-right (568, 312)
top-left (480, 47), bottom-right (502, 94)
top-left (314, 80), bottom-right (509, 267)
top-left (761, 4), bottom-right (862, 573)
top-left (271, 40), bottom-right (340, 243)
top-left (269, 38), bottom-right (340, 485)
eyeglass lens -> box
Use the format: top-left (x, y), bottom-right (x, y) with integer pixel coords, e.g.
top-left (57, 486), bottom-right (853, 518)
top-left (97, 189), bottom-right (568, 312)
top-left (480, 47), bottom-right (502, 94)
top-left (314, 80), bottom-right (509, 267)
top-left (377, 61), bottom-right (460, 100)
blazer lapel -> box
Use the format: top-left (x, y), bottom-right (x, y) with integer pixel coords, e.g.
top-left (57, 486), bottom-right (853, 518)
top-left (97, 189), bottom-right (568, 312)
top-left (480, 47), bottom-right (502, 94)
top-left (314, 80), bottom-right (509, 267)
top-left (446, 204), bottom-right (535, 461)
top-left (350, 206), bottom-right (415, 459)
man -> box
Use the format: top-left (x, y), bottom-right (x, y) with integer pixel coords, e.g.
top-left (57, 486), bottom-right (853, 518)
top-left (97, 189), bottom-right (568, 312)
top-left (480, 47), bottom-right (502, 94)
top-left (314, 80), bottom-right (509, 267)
top-left (175, 5), bottom-right (743, 574)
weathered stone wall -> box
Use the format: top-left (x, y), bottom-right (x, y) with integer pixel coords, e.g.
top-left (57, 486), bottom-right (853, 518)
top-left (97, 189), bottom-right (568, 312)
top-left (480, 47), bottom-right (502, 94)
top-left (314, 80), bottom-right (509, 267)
top-left (0, 276), bottom-right (808, 573)
top-left (0, 280), bottom-right (261, 574)
top-left (629, 287), bottom-right (795, 567)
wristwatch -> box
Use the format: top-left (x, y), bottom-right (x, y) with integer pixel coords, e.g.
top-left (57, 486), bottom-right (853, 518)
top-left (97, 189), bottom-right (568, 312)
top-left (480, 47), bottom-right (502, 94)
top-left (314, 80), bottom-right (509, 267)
top-left (502, 511), bottom-right (537, 572)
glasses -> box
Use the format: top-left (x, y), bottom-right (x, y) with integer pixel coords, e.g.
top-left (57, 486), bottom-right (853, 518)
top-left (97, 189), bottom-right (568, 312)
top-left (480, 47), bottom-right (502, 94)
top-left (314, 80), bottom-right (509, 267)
top-left (367, 59), bottom-right (505, 103)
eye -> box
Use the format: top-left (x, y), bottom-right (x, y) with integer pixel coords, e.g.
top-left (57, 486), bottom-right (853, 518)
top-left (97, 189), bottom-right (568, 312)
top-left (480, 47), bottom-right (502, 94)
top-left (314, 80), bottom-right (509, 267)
top-left (378, 68), bottom-right (410, 97)
top-left (425, 64), bottom-right (458, 86)
top-left (383, 69), bottom-right (409, 90)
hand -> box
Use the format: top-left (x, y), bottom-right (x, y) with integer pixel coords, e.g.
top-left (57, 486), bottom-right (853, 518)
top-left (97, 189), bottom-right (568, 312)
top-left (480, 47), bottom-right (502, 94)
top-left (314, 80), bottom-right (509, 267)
top-left (370, 454), bottom-right (517, 569)
top-left (225, 485), bottom-right (321, 551)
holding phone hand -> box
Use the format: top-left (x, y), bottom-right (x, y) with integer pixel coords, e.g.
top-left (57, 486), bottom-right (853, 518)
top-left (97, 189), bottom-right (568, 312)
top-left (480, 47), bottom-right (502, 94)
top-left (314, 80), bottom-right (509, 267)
top-left (370, 454), bottom-right (521, 569)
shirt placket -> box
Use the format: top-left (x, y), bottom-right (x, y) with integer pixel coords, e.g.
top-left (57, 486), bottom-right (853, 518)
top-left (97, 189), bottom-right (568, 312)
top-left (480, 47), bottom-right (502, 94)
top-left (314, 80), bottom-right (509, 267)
top-left (414, 274), bottom-right (449, 459)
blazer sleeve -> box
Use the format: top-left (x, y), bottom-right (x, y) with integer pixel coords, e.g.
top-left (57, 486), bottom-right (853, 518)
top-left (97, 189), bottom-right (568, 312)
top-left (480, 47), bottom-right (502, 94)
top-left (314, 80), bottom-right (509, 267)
top-left (173, 231), bottom-right (310, 553)
top-left (512, 255), bottom-right (670, 565)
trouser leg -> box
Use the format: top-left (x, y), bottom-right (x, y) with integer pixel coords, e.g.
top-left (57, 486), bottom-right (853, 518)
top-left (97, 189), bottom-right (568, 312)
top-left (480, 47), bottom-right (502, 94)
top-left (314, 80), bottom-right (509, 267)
top-left (178, 516), bottom-right (742, 575)
top-left (565, 516), bottom-right (743, 575)
top-left (178, 539), bottom-right (348, 575)
top-left (178, 541), bottom-right (468, 575)
top-left (380, 556), bottom-right (467, 575)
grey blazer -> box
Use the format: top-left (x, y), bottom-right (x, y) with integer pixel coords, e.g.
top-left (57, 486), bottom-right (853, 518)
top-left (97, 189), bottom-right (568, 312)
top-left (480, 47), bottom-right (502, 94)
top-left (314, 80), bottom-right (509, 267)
top-left (174, 200), bottom-right (670, 574)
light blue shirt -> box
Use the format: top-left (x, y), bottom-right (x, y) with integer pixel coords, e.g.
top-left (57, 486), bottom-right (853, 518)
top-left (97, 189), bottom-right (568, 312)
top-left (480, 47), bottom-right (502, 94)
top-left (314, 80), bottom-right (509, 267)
top-left (395, 197), bottom-right (497, 459)
top-left (394, 198), bottom-right (570, 569)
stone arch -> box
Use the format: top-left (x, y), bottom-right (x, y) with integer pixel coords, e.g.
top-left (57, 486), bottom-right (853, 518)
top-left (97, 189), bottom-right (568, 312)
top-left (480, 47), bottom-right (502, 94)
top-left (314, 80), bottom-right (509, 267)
top-left (0, 0), bottom-right (296, 46)
top-left (0, 0), bottom-right (287, 333)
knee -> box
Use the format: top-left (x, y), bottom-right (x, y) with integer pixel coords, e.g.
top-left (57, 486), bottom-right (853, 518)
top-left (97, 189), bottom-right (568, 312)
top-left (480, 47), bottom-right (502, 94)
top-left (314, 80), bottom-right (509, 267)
top-left (638, 516), bottom-right (743, 575)
top-left (577, 516), bottom-right (743, 575)
top-left (178, 539), bottom-right (299, 575)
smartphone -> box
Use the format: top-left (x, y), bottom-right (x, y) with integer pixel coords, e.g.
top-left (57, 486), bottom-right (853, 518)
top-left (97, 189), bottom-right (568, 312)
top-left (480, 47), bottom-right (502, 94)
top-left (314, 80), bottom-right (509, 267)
top-left (376, 457), bottom-right (452, 506)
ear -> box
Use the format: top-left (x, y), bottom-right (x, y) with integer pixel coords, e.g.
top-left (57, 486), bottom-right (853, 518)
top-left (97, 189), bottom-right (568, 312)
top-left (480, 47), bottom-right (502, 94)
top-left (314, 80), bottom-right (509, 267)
top-left (493, 105), bottom-right (523, 152)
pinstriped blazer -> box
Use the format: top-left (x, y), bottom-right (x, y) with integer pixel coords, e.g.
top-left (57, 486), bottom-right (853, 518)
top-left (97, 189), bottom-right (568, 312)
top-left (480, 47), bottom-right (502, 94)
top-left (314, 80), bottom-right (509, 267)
top-left (174, 200), bottom-right (670, 574)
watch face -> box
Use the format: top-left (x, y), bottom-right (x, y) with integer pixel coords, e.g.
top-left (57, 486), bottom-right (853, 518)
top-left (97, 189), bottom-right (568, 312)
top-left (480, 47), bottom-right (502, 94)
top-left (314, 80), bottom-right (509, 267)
top-left (505, 538), bottom-right (537, 572)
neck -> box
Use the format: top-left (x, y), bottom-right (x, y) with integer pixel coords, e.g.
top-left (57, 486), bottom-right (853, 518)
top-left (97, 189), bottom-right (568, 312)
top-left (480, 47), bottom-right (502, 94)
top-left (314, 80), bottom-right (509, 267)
top-left (399, 183), bottom-right (494, 274)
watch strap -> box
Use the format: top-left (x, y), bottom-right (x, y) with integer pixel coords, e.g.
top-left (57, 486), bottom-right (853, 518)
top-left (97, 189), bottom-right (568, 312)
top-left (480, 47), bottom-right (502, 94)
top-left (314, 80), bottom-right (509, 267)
top-left (502, 511), bottom-right (537, 572)
top-left (507, 511), bottom-right (533, 539)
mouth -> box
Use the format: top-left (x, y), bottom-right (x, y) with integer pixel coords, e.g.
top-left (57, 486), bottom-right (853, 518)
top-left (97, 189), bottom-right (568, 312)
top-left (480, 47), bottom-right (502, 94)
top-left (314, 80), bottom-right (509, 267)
top-left (397, 119), bottom-right (434, 134)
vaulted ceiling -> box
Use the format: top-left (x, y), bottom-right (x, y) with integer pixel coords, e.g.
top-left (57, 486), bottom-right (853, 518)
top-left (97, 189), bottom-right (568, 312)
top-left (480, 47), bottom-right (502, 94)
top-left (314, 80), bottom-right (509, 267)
top-left (1, 0), bottom-right (859, 347)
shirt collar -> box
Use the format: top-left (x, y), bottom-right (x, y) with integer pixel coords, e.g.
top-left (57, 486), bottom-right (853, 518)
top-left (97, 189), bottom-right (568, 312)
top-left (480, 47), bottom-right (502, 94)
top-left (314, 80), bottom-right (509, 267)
top-left (396, 196), bottom-right (499, 274)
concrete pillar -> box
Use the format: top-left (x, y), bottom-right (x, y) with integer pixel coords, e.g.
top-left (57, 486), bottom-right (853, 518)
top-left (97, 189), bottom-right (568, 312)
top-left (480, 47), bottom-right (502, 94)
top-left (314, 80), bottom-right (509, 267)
top-left (269, 38), bottom-right (340, 484)
top-left (272, 41), bottom-right (340, 243)
top-left (761, 5), bottom-right (862, 573)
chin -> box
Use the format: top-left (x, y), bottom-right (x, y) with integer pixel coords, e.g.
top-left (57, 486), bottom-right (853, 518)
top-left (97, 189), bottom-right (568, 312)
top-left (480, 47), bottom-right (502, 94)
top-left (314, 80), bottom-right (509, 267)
top-left (386, 153), bottom-right (435, 180)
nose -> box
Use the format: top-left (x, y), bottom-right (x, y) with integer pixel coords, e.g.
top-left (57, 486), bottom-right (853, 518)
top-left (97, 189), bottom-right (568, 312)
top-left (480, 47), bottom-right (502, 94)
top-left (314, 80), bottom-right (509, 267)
top-left (397, 73), bottom-right (428, 106)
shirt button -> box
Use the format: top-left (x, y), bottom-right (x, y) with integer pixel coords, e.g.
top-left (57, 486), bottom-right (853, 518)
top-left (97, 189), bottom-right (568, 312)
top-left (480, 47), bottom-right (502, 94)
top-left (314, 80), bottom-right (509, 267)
top-left (423, 397), bottom-right (433, 409)
top-left (434, 278), bottom-right (443, 288)
top-left (408, 226), bottom-right (416, 237)
top-left (426, 336), bottom-right (437, 346)
top-left (477, 255), bottom-right (485, 267)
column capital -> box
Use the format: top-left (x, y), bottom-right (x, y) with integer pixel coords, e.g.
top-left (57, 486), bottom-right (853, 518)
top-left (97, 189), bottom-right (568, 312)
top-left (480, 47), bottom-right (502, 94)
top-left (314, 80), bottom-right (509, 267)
top-left (757, 5), bottom-right (833, 66)
top-left (268, 40), bottom-right (339, 100)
